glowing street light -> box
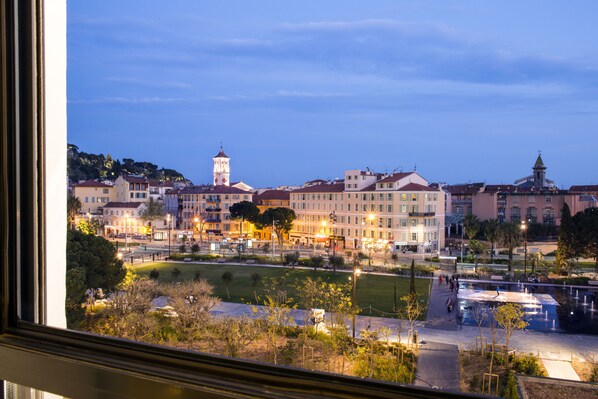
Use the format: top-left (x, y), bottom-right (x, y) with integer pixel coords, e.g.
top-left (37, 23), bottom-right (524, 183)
top-left (521, 220), bottom-right (528, 277)
top-left (351, 265), bottom-right (362, 338)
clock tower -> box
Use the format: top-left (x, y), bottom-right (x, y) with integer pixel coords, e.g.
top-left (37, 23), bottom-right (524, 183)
top-left (213, 146), bottom-right (230, 186)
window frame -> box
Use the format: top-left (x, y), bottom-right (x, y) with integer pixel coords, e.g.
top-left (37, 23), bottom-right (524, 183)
top-left (0, 2), bottom-right (475, 398)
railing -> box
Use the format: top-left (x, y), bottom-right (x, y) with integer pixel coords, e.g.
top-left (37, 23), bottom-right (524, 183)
top-left (206, 197), bottom-right (221, 203)
top-left (205, 207), bottom-right (221, 212)
top-left (408, 212), bottom-right (435, 217)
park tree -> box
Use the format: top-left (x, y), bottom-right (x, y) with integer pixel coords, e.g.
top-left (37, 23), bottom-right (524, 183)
top-left (164, 279), bottom-right (219, 339)
top-left (328, 254), bottom-right (345, 272)
top-left (67, 195), bottom-right (82, 228)
top-left (409, 259), bottom-right (416, 296)
top-left (284, 250), bottom-right (300, 267)
top-left (256, 207), bottom-right (297, 260)
top-left (67, 229), bottom-right (126, 308)
top-left (171, 267), bottom-right (182, 280)
top-left (140, 197), bottom-right (165, 241)
top-left (253, 274), bottom-right (295, 365)
top-left (463, 214), bottom-right (481, 241)
top-left (191, 243), bottom-right (200, 254)
top-left (498, 222), bottom-right (522, 272)
top-left (556, 203), bottom-right (578, 274)
top-left (493, 303), bottom-right (528, 363)
top-left (213, 316), bottom-right (259, 358)
top-left (229, 200), bottom-right (260, 242)
top-left (573, 207), bottom-right (598, 273)
top-left (310, 255), bottom-right (324, 271)
top-left (484, 219), bottom-right (500, 263)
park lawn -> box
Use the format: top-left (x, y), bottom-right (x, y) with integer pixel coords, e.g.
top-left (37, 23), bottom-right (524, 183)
top-left (134, 262), bottom-right (431, 316)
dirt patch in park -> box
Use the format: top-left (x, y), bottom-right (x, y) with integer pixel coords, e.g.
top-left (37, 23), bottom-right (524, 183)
top-left (572, 359), bottom-right (598, 382)
top-left (518, 377), bottom-right (598, 399)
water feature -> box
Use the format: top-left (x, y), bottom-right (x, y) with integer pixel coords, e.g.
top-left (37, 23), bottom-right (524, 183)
top-left (456, 281), bottom-right (598, 334)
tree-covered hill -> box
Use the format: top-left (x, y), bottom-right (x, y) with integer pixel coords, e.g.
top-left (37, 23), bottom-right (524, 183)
top-left (68, 144), bottom-right (187, 183)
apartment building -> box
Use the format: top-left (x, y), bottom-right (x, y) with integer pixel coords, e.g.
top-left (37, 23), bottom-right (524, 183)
top-left (102, 202), bottom-right (148, 237)
top-left (167, 185), bottom-right (254, 240)
top-left (72, 180), bottom-right (116, 214)
top-left (289, 169), bottom-right (445, 253)
top-left (114, 174), bottom-right (150, 202)
top-left (253, 189), bottom-right (291, 241)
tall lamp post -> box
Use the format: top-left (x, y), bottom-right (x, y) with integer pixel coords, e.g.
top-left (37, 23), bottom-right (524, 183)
top-left (351, 264), bottom-right (362, 338)
top-left (521, 220), bottom-right (528, 277)
top-left (167, 214), bottom-right (172, 259)
top-left (367, 214), bottom-right (376, 268)
top-left (125, 215), bottom-right (130, 252)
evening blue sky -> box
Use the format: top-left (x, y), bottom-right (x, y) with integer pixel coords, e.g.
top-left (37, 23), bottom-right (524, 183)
top-left (68, 1), bottom-right (598, 188)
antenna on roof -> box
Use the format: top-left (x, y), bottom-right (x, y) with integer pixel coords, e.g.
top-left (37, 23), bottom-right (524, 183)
top-left (413, 163), bottom-right (417, 172)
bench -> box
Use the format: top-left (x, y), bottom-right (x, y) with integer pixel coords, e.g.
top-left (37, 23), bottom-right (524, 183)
top-left (588, 280), bottom-right (598, 286)
top-left (246, 259), bottom-right (256, 264)
top-left (216, 258), bottom-right (226, 263)
top-left (490, 275), bottom-right (504, 281)
top-left (183, 258), bottom-right (192, 262)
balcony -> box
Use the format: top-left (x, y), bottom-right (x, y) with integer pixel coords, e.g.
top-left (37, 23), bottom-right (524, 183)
top-left (408, 212), bottom-right (435, 217)
top-left (206, 196), bottom-right (221, 203)
top-left (206, 217), bottom-right (221, 223)
top-left (205, 207), bottom-right (221, 212)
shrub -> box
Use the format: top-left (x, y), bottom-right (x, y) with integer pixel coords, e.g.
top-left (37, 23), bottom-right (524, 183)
top-left (251, 272), bottom-right (261, 287)
top-left (502, 371), bottom-right (520, 399)
top-left (512, 353), bottom-right (545, 376)
top-left (191, 243), bottom-right (200, 254)
top-left (284, 251), bottom-right (300, 265)
top-left (328, 255), bottom-right (345, 269)
top-left (149, 268), bottom-right (160, 279)
top-left (178, 244), bottom-right (186, 253)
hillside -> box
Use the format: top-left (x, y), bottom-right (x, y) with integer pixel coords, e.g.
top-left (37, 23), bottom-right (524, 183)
top-left (68, 144), bottom-right (187, 183)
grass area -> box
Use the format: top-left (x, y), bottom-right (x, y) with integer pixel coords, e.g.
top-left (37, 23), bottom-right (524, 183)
top-left (134, 262), bottom-right (431, 316)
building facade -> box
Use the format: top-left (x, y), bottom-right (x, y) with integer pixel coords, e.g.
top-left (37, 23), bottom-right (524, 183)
top-left (289, 170), bottom-right (445, 253)
top-left (101, 202), bottom-right (148, 237)
top-left (72, 180), bottom-right (116, 215)
top-left (114, 174), bottom-right (150, 202)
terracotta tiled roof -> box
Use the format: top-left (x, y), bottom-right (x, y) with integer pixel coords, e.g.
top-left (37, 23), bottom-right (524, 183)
top-left (444, 183), bottom-right (484, 195)
top-left (570, 185), bottom-right (598, 192)
top-left (254, 190), bottom-right (290, 202)
top-left (483, 185), bottom-right (518, 193)
top-left (178, 185), bottom-right (250, 194)
top-left (214, 149), bottom-right (229, 158)
top-left (148, 180), bottom-right (174, 188)
top-left (121, 175), bottom-right (149, 183)
top-left (103, 202), bottom-right (144, 209)
top-left (292, 182), bottom-right (345, 193)
top-left (73, 180), bottom-right (112, 188)
top-left (376, 172), bottom-right (415, 184)
top-left (397, 182), bottom-right (439, 192)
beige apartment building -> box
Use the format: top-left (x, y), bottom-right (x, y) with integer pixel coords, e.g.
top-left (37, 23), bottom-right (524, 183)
top-left (72, 180), bottom-right (116, 214)
top-left (447, 155), bottom-right (597, 226)
top-left (102, 202), bottom-right (148, 237)
top-left (289, 169), bottom-right (445, 254)
top-left (114, 174), bottom-right (150, 202)
top-left (169, 185), bottom-right (254, 240)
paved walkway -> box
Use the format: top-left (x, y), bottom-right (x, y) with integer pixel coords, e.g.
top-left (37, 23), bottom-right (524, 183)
top-left (541, 359), bottom-right (580, 380)
top-left (425, 273), bottom-right (459, 330)
top-left (414, 341), bottom-right (460, 391)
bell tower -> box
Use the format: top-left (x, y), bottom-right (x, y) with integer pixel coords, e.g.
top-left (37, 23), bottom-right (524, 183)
top-left (533, 152), bottom-right (546, 189)
top-left (213, 145), bottom-right (230, 186)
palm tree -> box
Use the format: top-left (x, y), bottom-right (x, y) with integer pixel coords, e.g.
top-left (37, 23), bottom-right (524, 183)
top-left (67, 195), bottom-right (82, 229)
top-left (484, 219), bottom-right (500, 264)
top-left (499, 222), bottom-right (522, 272)
top-left (463, 214), bottom-right (481, 241)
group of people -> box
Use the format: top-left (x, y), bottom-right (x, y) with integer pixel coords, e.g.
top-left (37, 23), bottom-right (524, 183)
top-left (438, 273), bottom-right (460, 293)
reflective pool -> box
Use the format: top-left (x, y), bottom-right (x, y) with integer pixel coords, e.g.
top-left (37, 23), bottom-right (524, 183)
top-left (456, 281), bottom-right (598, 335)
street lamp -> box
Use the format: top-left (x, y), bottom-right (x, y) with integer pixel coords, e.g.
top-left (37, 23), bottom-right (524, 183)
top-left (351, 264), bottom-right (362, 338)
top-left (167, 214), bottom-right (172, 259)
top-left (125, 215), bottom-right (130, 252)
top-left (367, 214), bottom-right (376, 268)
top-left (521, 220), bottom-right (528, 277)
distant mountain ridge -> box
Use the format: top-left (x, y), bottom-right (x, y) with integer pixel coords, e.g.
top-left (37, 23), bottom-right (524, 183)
top-left (68, 144), bottom-right (187, 183)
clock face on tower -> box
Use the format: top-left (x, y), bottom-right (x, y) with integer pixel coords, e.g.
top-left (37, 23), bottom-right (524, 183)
top-left (222, 177), bottom-right (227, 183)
